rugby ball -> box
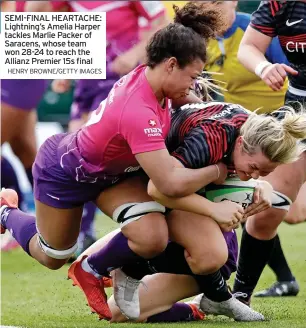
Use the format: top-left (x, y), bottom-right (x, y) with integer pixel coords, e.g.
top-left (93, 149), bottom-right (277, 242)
top-left (198, 177), bottom-right (291, 210)
top-left (198, 177), bottom-right (255, 209)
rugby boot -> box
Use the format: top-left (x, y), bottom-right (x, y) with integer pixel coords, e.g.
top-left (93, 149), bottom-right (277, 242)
top-left (0, 188), bottom-right (18, 234)
top-left (254, 280), bottom-right (299, 297)
top-left (68, 255), bottom-right (112, 320)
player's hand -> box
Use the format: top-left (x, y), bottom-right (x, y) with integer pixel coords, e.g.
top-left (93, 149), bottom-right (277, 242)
top-left (210, 200), bottom-right (244, 225)
top-left (244, 180), bottom-right (273, 218)
top-left (212, 162), bottom-right (228, 185)
top-left (219, 222), bottom-right (240, 232)
top-left (51, 79), bottom-right (71, 93)
top-left (110, 50), bottom-right (139, 76)
top-left (261, 63), bottom-right (298, 91)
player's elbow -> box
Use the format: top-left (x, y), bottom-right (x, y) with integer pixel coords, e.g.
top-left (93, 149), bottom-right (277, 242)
top-left (147, 180), bottom-right (159, 199)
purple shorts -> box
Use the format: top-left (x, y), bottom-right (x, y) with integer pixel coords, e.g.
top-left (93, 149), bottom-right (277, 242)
top-left (70, 74), bottom-right (119, 120)
top-left (33, 133), bottom-right (112, 209)
top-left (1, 79), bottom-right (48, 110)
top-left (220, 230), bottom-right (238, 280)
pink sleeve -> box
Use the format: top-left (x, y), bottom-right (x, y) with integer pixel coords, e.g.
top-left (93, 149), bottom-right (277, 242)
top-left (15, 1), bottom-right (25, 12)
top-left (133, 1), bottom-right (165, 21)
top-left (120, 102), bottom-right (166, 155)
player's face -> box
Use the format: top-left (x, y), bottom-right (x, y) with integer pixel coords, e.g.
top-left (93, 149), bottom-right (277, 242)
top-left (233, 137), bottom-right (279, 181)
top-left (163, 57), bottom-right (204, 100)
top-left (216, 1), bottom-right (238, 28)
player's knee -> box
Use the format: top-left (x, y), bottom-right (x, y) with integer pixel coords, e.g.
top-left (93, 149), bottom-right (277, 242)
top-left (192, 256), bottom-right (227, 275)
top-left (191, 249), bottom-right (227, 275)
top-left (248, 209), bottom-right (284, 239)
top-left (138, 228), bottom-right (168, 257)
top-left (41, 257), bottom-right (66, 270)
top-left (284, 216), bottom-right (299, 225)
top-left (36, 233), bottom-right (78, 269)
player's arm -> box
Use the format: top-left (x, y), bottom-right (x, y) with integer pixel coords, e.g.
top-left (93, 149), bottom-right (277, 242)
top-left (238, 1), bottom-right (275, 72)
top-left (238, 1), bottom-right (297, 90)
top-left (136, 149), bottom-right (221, 197)
top-left (122, 105), bottom-right (221, 198)
top-left (147, 156), bottom-right (244, 227)
top-left (238, 26), bottom-right (272, 74)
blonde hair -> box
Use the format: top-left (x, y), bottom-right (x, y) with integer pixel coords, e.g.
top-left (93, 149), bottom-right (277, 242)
top-left (240, 104), bottom-right (306, 164)
top-left (194, 72), bottom-right (226, 101)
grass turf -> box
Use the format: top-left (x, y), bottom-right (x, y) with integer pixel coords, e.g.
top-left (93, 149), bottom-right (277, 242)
top-left (1, 215), bottom-right (306, 328)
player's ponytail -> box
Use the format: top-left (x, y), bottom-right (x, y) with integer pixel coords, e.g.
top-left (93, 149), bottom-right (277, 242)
top-left (173, 2), bottom-right (226, 42)
top-left (146, 2), bottom-right (227, 69)
top-left (240, 105), bottom-right (306, 164)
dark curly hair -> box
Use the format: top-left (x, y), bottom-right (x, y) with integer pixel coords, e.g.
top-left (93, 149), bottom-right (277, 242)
top-left (146, 2), bottom-right (226, 69)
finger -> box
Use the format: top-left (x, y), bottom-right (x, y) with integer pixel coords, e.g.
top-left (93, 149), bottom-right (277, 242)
top-left (245, 203), bottom-right (269, 217)
top-left (272, 70), bottom-right (285, 86)
top-left (232, 223), bottom-right (240, 230)
top-left (235, 211), bottom-right (244, 222)
top-left (244, 202), bottom-right (259, 215)
top-left (231, 216), bottom-right (240, 225)
top-left (275, 65), bottom-right (289, 80)
top-left (265, 78), bottom-right (280, 91)
top-left (269, 76), bottom-right (282, 90)
top-left (241, 215), bottom-right (248, 223)
top-left (253, 187), bottom-right (261, 204)
top-left (237, 205), bottom-right (245, 214)
top-left (281, 64), bottom-right (299, 75)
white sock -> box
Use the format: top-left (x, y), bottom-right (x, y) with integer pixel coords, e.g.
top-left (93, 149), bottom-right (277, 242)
top-left (81, 257), bottom-right (102, 279)
top-left (0, 205), bottom-right (9, 225)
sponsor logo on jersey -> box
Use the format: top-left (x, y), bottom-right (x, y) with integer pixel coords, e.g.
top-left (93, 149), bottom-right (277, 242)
top-left (149, 119), bottom-right (157, 127)
top-left (286, 19), bottom-right (303, 27)
top-left (286, 41), bottom-right (306, 53)
top-left (124, 166), bottom-right (141, 173)
top-left (209, 108), bottom-right (232, 120)
top-left (144, 127), bottom-right (162, 137)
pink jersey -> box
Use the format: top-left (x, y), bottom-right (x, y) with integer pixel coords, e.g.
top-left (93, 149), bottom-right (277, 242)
top-left (15, 1), bottom-right (25, 11)
top-left (58, 65), bottom-right (171, 183)
top-left (51, 1), bottom-right (165, 61)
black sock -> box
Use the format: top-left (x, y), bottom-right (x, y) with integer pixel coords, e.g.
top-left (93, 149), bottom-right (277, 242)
top-left (151, 242), bottom-right (193, 274)
top-left (121, 261), bottom-right (152, 280)
top-left (233, 228), bottom-right (276, 297)
top-left (194, 270), bottom-right (231, 302)
top-left (268, 234), bottom-right (295, 282)
top-left (151, 242), bottom-right (231, 302)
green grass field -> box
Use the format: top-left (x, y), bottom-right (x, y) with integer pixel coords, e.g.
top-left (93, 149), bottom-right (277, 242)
top-left (1, 215), bottom-right (306, 328)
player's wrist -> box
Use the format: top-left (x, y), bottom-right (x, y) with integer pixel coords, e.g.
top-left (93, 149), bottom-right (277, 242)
top-left (254, 61), bottom-right (272, 78)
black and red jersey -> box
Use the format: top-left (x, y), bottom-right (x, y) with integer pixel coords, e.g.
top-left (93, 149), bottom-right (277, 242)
top-left (166, 102), bottom-right (249, 169)
top-left (251, 1), bottom-right (306, 90)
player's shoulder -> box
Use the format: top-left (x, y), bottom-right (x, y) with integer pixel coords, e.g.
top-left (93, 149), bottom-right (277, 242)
top-left (235, 12), bottom-right (251, 32)
top-left (111, 66), bottom-right (148, 104)
top-left (257, 0), bottom-right (287, 16)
